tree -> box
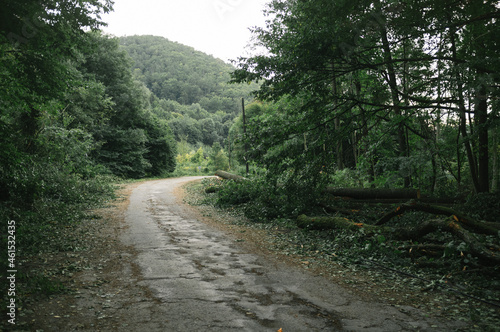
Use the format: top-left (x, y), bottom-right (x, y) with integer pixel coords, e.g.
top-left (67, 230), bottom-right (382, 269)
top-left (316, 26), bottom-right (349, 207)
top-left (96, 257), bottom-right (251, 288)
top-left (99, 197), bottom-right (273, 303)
top-left (231, 0), bottom-right (499, 193)
top-left (0, 0), bottom-right (113, 151)
top-left (80, 33), bottom-right (177, 178)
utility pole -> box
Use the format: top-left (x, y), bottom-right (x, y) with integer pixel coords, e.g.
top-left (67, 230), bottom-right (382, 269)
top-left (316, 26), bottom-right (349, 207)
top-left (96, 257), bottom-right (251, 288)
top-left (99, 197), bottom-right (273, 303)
top-left (242, 98), bottom-right (249, 175)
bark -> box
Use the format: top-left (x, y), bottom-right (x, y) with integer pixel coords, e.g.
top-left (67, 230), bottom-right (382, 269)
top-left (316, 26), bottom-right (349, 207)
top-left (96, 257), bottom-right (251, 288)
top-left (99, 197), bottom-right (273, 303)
top-left (215, 170), bottom-right (248, 182)
top-left (324, 187), bottom-right (420, 200)
top-left (377, 10), bottom-right (410, 188)
top-left (450, 24), bottom-right (481, 193)
top-left (492, 127), bottom-right (499, 192)
top-left (375, 201), bottom-right (500, 236)
top-left (476, 82), bottom-right (489, 193)
top-left (242, 98), bottom-right (249, 175)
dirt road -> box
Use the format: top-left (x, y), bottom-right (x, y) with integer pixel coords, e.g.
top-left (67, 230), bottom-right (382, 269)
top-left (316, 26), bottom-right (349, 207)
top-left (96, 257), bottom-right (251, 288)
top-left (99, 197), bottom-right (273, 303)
top-left (23, 177), bottom-right (465, 331)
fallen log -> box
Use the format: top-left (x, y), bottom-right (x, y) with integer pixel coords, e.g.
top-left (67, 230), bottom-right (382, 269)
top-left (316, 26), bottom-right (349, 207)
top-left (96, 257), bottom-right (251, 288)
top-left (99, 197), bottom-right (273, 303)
top-left (324, 187), bottom-right (420, 200)
top-left (215, 170), bottom-right (248, 182)
top-left (375, 201), bottom-right (500, 236)
top-left (393, 217), bottom-right (500, 265)
top-left (297, 214), bottom-right (500, 265)
top-left (296, 215), bottom-right (377, 232)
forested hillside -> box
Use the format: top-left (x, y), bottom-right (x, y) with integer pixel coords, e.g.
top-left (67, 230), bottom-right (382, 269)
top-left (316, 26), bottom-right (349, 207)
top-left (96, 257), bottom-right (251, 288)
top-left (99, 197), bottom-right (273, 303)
top-left (118, 35), bottom-right (257, 149)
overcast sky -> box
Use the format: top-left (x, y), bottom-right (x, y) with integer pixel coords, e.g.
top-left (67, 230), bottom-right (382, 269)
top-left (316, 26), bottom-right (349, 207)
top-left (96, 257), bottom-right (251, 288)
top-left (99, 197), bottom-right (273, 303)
top-left (101, 0), bottom-right (269, 62)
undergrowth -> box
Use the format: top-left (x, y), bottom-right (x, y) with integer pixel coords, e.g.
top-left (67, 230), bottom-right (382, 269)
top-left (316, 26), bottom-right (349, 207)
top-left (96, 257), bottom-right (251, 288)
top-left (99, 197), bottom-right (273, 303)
top-left (0, 169), bottom-right (118, 328)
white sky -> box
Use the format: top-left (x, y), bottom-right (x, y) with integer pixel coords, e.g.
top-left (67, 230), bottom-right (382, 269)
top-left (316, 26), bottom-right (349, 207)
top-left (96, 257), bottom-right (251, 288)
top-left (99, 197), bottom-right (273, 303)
top-left (101, 0), bottom-right (269, 62)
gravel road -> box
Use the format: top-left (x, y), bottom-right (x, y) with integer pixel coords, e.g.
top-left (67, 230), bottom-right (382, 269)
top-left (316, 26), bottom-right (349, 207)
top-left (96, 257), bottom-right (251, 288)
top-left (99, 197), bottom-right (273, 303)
top-left (119, 177), bottom-right (464, 331)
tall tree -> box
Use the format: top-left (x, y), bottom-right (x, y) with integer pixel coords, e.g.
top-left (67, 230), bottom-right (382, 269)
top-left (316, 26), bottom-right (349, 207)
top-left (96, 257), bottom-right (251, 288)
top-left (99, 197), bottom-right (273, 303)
top-left (0, 0), bottom-right (113, 151)
top-left (232, 0), bottom-right (499, 193)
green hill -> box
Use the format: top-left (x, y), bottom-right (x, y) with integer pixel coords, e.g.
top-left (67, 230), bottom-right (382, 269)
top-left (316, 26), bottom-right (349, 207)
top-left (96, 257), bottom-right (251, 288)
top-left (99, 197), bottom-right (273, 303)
top-left (120, 35), bottom-right (252, 111)
top-left (118, 35), bottom-right (257, 147)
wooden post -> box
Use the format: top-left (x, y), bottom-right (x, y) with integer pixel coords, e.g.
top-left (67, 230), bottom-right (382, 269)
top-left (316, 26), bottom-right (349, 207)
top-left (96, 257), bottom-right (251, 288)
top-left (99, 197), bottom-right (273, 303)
top-left (242, 98), bottom-right (249, 175)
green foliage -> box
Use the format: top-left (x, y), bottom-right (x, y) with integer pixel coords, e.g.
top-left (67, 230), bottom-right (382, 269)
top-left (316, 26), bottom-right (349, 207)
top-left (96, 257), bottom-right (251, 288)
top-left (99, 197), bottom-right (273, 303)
top-left (463, 192), bottom-right (500, 222)
top-left (213, 172), bottom-right (321, 222)
top-left (78, 33), bottom-right (177, 178)
top-left (119, 35), bottom-right (258, 148)
top-left (232, 0), bottom-right (500, 195)
top-left (95, 126), bottom-right (150, 178)
top-left (209, 142), bottom-right (229, 171)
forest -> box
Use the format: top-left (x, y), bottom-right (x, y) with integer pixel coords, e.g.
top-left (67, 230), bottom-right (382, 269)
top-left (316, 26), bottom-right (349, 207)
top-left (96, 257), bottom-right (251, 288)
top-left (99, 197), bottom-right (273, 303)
top-left (117, 35), bottom-right (258, 172)
top-left (1, 0), bottom-right (500, 329)
top-left (0, 1), bottom-right (255, 265)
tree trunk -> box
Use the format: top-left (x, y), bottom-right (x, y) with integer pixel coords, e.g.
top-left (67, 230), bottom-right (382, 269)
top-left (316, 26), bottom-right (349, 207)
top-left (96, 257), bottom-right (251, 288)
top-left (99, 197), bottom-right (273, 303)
top-left (492, 127), bottom-right (499, 192)
top-left (375, 200), bottom-right (500, 235)
top-left (324, 187), bottom-right (420, 200)
top-left (215, 170), bottom-right (248, 182)
top-left (242, 98), bottom-right (249, 176)
top-left (332, 63), bottom-right (344, 170)
top-left (378, 13), bottom-right (410, 188)
top-left (450, 25), bottom-right (481, 193)
top-left (476, 82), bottom-right (489, 193)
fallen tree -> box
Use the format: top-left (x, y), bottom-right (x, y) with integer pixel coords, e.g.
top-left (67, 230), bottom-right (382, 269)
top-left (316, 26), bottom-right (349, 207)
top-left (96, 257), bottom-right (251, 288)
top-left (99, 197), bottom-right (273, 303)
top-left (296, 214), bottom-right (500, 265)
top-left (375, 200), bottom-right (500, 236)
top-left (323, 187), bottom-right (420, 200)
top-left (206, 170), bottom-right (249, 193)
top-left (215, 170), bottom-right (248, 182)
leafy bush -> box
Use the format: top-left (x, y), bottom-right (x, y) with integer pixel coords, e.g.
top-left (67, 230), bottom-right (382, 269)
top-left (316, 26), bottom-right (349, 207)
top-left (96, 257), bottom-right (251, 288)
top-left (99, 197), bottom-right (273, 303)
top-left (0, 155), bottom-right (116, 255)
top-left (212, 172), bottom-right (322, 222)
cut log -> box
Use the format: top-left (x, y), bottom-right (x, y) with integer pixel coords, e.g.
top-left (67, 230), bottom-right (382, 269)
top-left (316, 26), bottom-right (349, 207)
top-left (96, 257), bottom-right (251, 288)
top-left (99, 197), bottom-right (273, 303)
top-left (297, 215), bottom-right (377, 232)
top-left (324, 187), bottom-right (420, 200)
top-left (215, 170), bottom-right (248, 182)
top-left (375, 201), bottom-right (500, 236)
top-left (392, 217), bottom-right (500, 265)
top-left (297, 214), bottom-right (500, 265)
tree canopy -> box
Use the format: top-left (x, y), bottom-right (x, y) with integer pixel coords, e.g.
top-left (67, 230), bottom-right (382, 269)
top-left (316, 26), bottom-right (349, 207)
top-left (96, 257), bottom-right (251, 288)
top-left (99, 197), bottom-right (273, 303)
top-left (231, 0), bottom-right (500, 195)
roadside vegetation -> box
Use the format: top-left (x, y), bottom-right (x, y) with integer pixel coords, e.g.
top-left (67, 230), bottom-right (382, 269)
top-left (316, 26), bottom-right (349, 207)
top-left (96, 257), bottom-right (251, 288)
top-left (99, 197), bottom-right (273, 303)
top-left (193, 175), bottom-right (500, 331)
top-left (200, 1), bottom-right (500, 328)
